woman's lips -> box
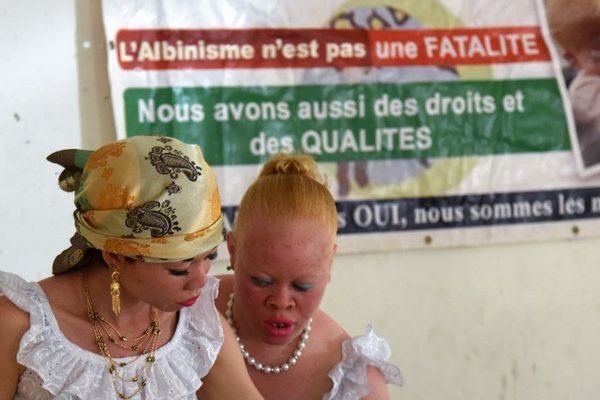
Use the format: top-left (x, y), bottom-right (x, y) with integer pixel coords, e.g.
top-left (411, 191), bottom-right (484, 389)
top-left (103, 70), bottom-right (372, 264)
top-left (264, 318), bottom-right (295, 337)
top-left (178, 294), bottom-right (200, 307)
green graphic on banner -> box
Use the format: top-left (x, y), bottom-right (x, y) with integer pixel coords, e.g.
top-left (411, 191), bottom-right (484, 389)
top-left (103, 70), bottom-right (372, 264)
top-left (124, 78), bottom-right (570, 166)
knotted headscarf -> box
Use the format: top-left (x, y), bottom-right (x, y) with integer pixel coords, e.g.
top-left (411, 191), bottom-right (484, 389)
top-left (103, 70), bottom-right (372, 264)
top-left (48, 136), bottom-right (224, 274)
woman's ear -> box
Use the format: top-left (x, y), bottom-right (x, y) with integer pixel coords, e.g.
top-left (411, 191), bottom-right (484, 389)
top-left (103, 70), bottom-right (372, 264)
top-left (226, 232), bottom-right (237, 269)
top-left (326, 242), bottom-right (337, 283)
top-left (101, 251), bottom-right (127, 270)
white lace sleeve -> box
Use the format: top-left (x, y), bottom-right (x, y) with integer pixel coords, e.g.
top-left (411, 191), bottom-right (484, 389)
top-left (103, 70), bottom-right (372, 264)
top-left (0, 271), bottom-right (60, 378)
top-left (158, 275), bottom-right (224, 390)
top-left (0, 271), bottom-right (224, 399)
top-left (324, 325), bottom-right (403, 400)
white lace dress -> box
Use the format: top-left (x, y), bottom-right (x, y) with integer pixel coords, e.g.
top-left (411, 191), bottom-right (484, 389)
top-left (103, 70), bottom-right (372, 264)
top-left (0, 271), bottom-right (224, 400)
top-left (324, 326), bottom-right (403, 400)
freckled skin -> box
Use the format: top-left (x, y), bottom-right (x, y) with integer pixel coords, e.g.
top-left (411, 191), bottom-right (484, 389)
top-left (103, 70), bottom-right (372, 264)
top-left (216, 214), bottom-right (351, 399)
top-left (229, 215), bottom-right (335, 346)
top-left (216, 213), bottom-right (392, 400)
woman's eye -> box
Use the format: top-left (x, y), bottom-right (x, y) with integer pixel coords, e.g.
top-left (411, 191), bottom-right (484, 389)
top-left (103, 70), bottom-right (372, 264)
top-left (206, 252), bottom-right (218, 261)
top-left (292, 283), bottom-right (314, 292)
top-left (169, 269), bottom-right (189, 276)
top-left (251, 277), bottom-right (272, 287)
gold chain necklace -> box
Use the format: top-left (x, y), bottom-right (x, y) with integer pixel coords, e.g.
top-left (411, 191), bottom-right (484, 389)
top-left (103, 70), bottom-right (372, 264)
top-left (82, 271), bottom-right (161, 399)
top-left (95, 310), bottom-right (156, 353)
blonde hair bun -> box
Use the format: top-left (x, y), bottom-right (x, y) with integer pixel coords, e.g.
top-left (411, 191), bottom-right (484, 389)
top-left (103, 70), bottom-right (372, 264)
top-left (259, 154), bottom-right (327, 186)
top-left (234, 153), bottom-right (337, 235)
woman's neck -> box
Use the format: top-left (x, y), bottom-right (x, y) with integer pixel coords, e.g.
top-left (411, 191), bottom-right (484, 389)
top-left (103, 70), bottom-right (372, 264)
top-left (83, 263), bottom-right (156, 331)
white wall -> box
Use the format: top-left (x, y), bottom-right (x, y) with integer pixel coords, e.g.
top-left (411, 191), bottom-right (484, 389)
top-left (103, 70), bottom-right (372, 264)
top-left (1, 1), bottom-right (80, 280)
top-left (1, 2), bottom-right (600, 399)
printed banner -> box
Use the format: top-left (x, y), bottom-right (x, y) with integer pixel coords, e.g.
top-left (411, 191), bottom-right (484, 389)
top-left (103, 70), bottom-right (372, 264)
top-left (102, 0), bottom-right (600, 253)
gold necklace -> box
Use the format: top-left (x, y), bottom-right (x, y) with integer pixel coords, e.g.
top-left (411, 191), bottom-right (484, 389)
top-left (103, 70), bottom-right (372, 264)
top-left (82, 271), bottom-right (161, 399)
top-left (94, 309), bottom-right (156, 352)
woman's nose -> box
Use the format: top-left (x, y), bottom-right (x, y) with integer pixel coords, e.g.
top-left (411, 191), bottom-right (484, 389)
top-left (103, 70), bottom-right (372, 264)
top-left (185, 261), bottom-right (208, 290)
top-left (267, 286), bottom-right (294, 310)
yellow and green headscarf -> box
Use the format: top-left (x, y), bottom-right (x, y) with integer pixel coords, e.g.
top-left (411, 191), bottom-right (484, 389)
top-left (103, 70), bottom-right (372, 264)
top-left (48, 136), bottom-right (224, 274)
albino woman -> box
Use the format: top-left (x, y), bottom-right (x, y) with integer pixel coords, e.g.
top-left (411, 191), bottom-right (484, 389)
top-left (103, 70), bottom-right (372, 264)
top-left (215, 154), bottom-right (402, 400)
top-left (0, 136), bottom-right (262, 399)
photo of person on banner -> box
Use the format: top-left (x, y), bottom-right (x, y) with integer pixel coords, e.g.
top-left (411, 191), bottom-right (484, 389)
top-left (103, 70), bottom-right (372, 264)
top-left (546, 0), bottom-right (600, 169)
top-left (215, 153), bottom-right (403, 400)
top-left (0, 136), bottom-right (263, 400)
top-left (303, 4), bottom-right (459, 199)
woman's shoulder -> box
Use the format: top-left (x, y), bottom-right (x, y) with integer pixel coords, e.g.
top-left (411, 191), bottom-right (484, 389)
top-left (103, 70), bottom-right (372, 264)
top-left (0, 271), bottom-right (31, 320)
top-left (0, 272), bottom-right (37, 386)
top-left (213, 273), bottom-right (233, 313)
top-left (0, 294), bottom-right (30, 338)
top-left (309, 309), bottom-right (350, 370)
top-left (0, 271), bottom-right (42, 318)
top-left (324, 325), bottom-right (403, 400)
top-left (0, 294), bottom-right (29, 395)
top-left (313, 309), bottom-right (350, 342)
top-left (2, 271), bottom-right (138, 398)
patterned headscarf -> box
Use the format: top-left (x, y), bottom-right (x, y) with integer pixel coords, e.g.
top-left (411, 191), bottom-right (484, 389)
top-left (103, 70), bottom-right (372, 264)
top-left (48, 136), bottom-right (224, 274)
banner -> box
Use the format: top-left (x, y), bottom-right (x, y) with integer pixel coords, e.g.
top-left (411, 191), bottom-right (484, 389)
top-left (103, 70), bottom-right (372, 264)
top-left (102, 0), bottom-right (600, 253)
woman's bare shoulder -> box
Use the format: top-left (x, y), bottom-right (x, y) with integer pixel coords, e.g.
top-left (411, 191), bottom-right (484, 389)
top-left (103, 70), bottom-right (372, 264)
top-left (0, 296), bottom-right (29, 400)
top-left (312, 309), bottom-right (351, 353)
top-left (0, 294), bottom-right (30, 361)
top-left (212, 274), bottom-right (233, 313)
top-left (0, 295), bottom-right (29, 332)
top-left (315, 309), bottom-right (349, 336)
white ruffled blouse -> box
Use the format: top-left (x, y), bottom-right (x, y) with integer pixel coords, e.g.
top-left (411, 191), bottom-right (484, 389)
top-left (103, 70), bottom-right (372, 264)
top-left (324, 326), bottom-right (403, 400)
top-left (0, 271), bottom-right (224, 400)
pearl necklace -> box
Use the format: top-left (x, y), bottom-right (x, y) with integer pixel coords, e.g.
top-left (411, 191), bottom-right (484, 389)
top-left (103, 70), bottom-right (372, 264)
top-left (225, 293), bottom-right (312, 374)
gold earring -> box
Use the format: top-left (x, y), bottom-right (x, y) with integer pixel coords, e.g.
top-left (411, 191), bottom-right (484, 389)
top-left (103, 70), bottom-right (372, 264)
top-left (110, 270), bottom-right (121, 317)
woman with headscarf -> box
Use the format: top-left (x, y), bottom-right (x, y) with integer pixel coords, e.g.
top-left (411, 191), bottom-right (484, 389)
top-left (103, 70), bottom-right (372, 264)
top-left (0, 136), bottom-right (263, 399)
top-left (215, 153), bottom-right (402, 400)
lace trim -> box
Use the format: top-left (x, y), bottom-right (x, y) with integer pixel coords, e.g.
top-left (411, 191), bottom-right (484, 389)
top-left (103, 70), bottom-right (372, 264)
top-left (0, 271), bottom-right (223, 398)
top-left (324, 325), bottom-right (403, 400)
